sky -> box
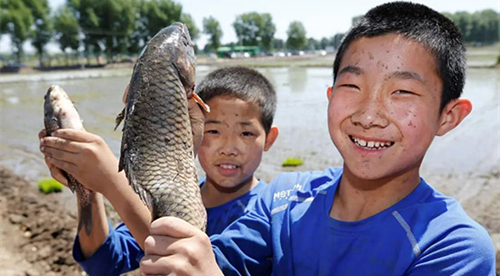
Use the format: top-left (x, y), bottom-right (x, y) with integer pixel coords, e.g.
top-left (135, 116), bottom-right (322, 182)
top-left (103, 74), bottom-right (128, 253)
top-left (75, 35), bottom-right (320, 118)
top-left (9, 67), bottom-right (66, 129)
top-left (1, 0), bottom-right (499, 54)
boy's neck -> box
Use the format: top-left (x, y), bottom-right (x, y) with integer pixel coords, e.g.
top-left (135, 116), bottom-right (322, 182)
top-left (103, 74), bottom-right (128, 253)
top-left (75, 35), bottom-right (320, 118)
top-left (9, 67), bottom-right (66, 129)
top-left (329, 167), bottom-right (421, 222)
top-left (201, 176), bottom-right (259, 208)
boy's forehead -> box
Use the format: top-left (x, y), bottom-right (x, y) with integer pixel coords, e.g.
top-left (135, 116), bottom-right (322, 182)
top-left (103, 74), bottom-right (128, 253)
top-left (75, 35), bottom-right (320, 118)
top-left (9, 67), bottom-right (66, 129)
top-left (338, 34), bottom-right (442, 93)
top-left (206, 95), bottom-right (266, 128)
top-left (341, 34), bottom-right (437, 71)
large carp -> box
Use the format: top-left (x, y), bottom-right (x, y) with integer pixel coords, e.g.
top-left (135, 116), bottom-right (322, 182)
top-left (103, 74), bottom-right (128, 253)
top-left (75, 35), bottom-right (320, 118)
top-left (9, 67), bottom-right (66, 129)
top-left (115, 23), bottom-right (207, 230)
top-left (43, 85), bottom-right (93, 236)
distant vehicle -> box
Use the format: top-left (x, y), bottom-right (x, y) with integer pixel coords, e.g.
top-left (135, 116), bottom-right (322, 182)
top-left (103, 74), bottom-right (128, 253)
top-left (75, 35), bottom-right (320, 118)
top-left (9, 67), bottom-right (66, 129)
top-left (291, 50), bottom-right (305, 56)
top-left (0, 62), bottom-right (26, 73)
top-left (216, 46), bottom-right (261, 58)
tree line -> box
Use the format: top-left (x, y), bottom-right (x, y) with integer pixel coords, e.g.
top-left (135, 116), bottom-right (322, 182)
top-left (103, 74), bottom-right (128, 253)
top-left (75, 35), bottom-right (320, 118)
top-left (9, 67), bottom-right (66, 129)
top-left (1, 0), bottom-right (498, 65)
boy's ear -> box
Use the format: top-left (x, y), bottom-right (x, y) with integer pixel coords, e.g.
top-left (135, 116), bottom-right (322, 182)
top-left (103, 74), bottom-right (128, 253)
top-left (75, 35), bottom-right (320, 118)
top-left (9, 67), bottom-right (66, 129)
top-left (264, 126), bottom-right (279, 151)
top-left (436, 98), bottom-right (472, 136)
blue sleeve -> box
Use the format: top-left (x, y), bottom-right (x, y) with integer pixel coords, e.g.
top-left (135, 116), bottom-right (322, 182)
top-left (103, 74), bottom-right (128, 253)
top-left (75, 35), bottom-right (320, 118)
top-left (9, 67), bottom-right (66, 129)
top-left (406, 221), bottom-right (496, 276)
top-left (73, 222), bottom-right (143, 276)
top-left (210, 187), bottom-right (273, 276)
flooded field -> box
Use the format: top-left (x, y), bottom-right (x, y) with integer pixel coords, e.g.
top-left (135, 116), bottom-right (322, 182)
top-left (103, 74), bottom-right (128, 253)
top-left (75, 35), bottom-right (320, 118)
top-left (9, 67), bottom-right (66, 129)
top-left (1, 66), bottom-right (498, 183)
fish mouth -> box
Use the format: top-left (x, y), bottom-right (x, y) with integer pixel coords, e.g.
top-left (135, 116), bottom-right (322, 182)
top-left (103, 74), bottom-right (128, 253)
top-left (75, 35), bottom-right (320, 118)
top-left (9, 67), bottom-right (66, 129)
top-left (349, 135), bottom-right (394, 150)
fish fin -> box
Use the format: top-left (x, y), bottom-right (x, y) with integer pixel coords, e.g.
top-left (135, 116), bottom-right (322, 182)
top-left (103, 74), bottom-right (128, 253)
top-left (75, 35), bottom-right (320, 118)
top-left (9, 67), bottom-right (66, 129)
top-left (77, 199), bottom-right (93, 236)
top-left (76, 185), bottom-right (93, 236)
top-left (128, 173), bottom-right (154, 214)
top-left (114, 108), bottom-right (125, 131)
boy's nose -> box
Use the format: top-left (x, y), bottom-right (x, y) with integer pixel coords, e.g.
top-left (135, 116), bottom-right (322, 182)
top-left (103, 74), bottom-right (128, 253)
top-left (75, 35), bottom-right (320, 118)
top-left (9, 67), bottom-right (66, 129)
top-left (350, 98), bottom-right (389, 129)
top-left (218, 136), bottom-right (239, 156)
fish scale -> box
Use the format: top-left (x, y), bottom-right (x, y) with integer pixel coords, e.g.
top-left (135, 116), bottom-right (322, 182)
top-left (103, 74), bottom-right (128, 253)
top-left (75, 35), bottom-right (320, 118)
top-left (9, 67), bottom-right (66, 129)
top-left (116, 23), bottom-right (206, 230)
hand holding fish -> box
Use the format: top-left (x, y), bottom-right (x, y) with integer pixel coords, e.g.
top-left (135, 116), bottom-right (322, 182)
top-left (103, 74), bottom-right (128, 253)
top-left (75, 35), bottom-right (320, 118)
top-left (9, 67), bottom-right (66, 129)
top-left (140, 216), bottom-right (222, 276)
top-left (39, 128), bottom-right (124, 196)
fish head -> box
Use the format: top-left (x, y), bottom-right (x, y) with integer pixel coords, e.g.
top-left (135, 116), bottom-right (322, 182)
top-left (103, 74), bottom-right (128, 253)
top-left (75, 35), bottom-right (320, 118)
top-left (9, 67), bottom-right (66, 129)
top-left (171, 22), bottom-right (196, 97)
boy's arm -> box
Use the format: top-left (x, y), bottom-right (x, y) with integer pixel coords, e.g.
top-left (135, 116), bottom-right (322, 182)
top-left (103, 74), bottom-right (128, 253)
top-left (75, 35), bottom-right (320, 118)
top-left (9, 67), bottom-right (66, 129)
top-left (39, 129), bottom-right (151, 251)
top-left (405, 226), bottom-right (496, 276)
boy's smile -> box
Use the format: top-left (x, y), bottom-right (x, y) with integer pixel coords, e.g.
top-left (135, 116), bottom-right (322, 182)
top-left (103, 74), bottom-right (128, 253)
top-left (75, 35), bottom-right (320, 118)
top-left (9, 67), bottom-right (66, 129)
top-left (329, 34), bottom-right (445, 185)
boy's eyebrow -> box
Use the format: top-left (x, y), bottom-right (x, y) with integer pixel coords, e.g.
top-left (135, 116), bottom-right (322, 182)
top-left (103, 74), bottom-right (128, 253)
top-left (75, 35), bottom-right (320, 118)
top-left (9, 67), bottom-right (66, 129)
top-left (337, 65), bottom-right (363, 77)
top-left (205, 119), bottom-right (222, 125)
top-left (389, 71), bottom-right (426, 84)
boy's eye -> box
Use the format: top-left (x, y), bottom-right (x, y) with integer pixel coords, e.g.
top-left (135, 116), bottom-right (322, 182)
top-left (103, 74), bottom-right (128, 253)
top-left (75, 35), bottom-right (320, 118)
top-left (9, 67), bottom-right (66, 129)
top-left (338, 83), bottom-right (359, 90)
top-left (242, 131), bottom-right (254, 137)
top-left (393, 90), bottom-right (416, 95)
top-left (206, 129), bottom-right (219, 135)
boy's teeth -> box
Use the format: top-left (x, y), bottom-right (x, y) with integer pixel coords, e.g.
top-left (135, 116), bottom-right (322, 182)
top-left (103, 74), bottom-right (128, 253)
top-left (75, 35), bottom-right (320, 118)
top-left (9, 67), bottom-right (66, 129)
top-left (220, 164), bottom-right (237, 169)
top-left (352, 137), bottom-right (393, 150)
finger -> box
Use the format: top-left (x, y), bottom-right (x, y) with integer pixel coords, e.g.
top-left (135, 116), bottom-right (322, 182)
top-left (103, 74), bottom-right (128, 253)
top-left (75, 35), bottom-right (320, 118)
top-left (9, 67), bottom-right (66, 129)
top-left (143, 234), bottom-right (177, 255)
top-left (140, 254), bottom-right (172, 275)
top-left (45, 157), bottom-right (69, 186)
top-left (38, 129), bottom-right (47, 140)
top-left (41, 138), bottom-right (80, 156)
top-left (45, 155), bottom-right (77, 176)
top-left (51, 129), bottom-right (92, 143)
top-left (150, 217), bottom-right (199, 238)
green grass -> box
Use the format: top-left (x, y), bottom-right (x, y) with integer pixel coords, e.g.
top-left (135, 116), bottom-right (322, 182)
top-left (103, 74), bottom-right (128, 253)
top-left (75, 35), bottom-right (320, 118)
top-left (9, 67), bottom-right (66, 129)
top-left (282, 157), bottom-right (304, 167)
top-left (37, 178), bottom-right (64, 194)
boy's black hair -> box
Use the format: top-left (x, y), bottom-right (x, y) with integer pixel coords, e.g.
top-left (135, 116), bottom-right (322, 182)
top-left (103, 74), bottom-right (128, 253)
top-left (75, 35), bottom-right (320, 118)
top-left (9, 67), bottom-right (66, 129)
top-left (196, 66), bottom-right (277, 133)
top-left (333, 1), bottom-right (466, 112)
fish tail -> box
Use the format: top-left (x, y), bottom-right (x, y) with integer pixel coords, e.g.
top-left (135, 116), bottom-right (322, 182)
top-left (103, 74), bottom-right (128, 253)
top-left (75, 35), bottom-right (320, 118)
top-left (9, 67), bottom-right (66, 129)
top-left (77, 197), bottom-right (93, 236)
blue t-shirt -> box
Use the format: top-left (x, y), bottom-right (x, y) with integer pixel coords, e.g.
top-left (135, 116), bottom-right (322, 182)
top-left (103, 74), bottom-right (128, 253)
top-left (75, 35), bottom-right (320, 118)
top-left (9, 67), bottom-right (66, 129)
top-left (73, 180), bottom-right (267, 276)
top-left (211, 167), bottom-right (496, 276)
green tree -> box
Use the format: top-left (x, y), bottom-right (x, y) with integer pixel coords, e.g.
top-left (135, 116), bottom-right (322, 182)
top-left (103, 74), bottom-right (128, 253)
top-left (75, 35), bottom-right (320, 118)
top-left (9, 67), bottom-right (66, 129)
top-left (68, 0), bottom-right (137, 63)
top-left (475, 9), bottom-right (499, 44)
top-left (0, 0), bottom-right (34, 63)
top-left (320, 37), bottom-right (329, 50)
top-left (286, 21), bottom-right (307, 50)
top-left (54, 6), bottom-right (80, 65)
top-left (203, 16), bottom-right (222, 52)
top-left (181, 13), bottom-right (199, 41)
top-left (68, 0), bottom-right (104, 64)
top-left (307, 37), bottom-right (320, 51)
top-left (233, 12), bottom-right (276, 51)
top-left (273, 38), bottom-right (284, 50)
top-left (331, 33), bottom-right (344, 50)
top-left (25, 0), bottom-right (53, 67)
top-left (128, 0), bottom-right (148, 54)
top-left (143, 0), bottom-right (182, 40)
top-left (352, 15), bottom-right (363, 26)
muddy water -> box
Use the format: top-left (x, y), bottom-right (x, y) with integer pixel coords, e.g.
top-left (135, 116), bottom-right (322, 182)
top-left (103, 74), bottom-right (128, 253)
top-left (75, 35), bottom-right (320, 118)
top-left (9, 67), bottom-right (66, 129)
top-left (0, 66), bottom-right (498, 186)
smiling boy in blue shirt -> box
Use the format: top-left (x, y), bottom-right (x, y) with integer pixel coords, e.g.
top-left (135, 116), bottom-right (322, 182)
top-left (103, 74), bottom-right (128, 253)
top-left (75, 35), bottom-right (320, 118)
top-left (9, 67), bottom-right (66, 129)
top-left (140, 2), bottom-right (496, 275)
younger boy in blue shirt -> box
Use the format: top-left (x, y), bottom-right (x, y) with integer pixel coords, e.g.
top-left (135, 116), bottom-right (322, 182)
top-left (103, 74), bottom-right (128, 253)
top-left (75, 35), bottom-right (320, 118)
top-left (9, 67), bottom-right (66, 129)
top-left (39, 66), bottom-right (279, 275)
top-left (140, 2), bottom-right (496, 275)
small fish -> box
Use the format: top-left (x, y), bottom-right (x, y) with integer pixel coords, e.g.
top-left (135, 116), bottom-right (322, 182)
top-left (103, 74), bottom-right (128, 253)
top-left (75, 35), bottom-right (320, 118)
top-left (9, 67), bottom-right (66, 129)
top-left (115, 23), bottom-right (207, 230)
top-left (43, 85), bottom-right (93, 236)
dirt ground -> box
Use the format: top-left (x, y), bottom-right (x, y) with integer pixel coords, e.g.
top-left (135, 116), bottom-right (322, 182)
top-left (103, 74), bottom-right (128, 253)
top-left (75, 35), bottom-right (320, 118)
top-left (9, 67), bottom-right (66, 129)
top-left (0, 164), bottom-right (498, 275)
top-left (0, 166), bottom-right (142, 276)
